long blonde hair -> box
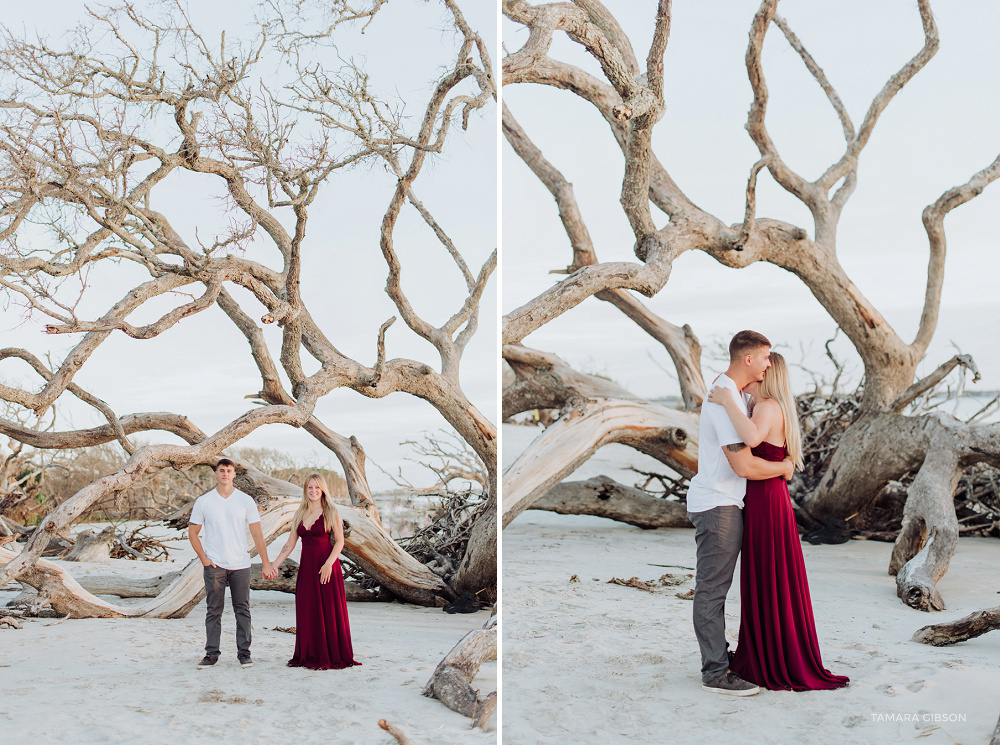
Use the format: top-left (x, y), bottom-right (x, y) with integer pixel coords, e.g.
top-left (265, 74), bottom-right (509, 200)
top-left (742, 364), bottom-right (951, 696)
top-left (756, 352), bottom-right (804, 470)
top-left (292, 473), bottom-right (339, 534)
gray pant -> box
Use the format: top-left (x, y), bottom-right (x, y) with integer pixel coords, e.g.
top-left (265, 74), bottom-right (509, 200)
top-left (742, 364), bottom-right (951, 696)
top-left (688, 506), bottom-right (743, 683)
top-left (203, 566), bottom-right (251, 657)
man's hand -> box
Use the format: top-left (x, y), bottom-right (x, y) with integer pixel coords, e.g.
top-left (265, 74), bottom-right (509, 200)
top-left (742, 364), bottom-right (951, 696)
top-left (783, 458), bottom-right (794, 481)
top-left (261, 562), bottom-right (275, 580)
top-left (189, 524), bottom-right (215, 567)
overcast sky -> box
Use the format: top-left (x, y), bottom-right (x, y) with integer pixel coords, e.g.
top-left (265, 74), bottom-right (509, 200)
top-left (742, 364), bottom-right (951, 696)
top-left (6, 2), bottom-right (1000, 494)
top-left (0, 1), bottom-right (497, 491)
top-left (502, 1), bottom-right (1000, 407)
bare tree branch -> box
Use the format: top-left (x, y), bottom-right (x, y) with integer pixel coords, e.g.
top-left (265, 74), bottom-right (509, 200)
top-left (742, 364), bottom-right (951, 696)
top-left (891, 355), bottom-right (980, 413)
top-left (772, 15), bottom-right (854, 143)
top-left (913, 153), bottom-right (1000, 356)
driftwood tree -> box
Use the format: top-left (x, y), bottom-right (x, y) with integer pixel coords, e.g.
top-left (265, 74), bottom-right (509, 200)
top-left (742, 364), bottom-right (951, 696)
top-left (502, 0), bottom-right (1000, 612)
top-left (0, 0), bottom-right (496, 619)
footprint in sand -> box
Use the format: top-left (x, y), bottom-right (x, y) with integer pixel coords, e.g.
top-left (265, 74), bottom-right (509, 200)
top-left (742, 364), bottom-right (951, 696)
top-left (845, 641), bottom-right (881, 657)
top-left (876, 683), bottom-right (896, 697)
top-left (906, 680), bottom-right (925, 693)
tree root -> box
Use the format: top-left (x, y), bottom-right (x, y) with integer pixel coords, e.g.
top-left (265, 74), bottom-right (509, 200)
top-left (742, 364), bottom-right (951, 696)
top-left (422, 615), bottom-right (497, 729)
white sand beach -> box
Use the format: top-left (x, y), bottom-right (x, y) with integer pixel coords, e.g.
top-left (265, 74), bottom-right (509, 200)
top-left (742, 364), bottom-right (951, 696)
top-left (0, 527), bottom-right (496, 745)
top-left (501, 425), bottom-right (1000, 745)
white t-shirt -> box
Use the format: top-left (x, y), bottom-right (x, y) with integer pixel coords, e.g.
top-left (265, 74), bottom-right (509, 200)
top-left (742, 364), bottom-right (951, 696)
top-left (189, 488), bottom-right (261, 570)
top-left (686, 373), bottom-right (752, 513)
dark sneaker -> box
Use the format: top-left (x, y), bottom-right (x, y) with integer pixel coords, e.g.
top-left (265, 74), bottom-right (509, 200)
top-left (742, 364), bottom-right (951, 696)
top-left (196, 655), bottom-right (218, 669)
top-left (702, 671), bottom-right (761, 697)
top-left (238, 654), bottom-right (253, 668)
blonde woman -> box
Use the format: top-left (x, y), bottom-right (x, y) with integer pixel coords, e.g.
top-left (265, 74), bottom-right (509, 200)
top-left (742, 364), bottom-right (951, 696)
top-left (706, 352), bottom-right (848, 691)
top-left (269, 473), bottom-right (360, 670)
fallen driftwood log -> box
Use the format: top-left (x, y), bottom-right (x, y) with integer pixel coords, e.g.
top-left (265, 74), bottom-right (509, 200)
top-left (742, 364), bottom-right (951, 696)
top-left (502, 397), bottom-right (697, 528)
top-left (531, 475), bottom-right (692, 529)
top-left (7, 560), bottom-right (376, 606)
top-left (912, 605), bottom-right (1000, 646)
top-left (423, 614), bottom-right (497, 729)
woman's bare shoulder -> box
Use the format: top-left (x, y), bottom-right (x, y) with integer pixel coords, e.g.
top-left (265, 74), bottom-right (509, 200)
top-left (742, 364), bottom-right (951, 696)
top-left (753, 398), bottom-right (782, 415)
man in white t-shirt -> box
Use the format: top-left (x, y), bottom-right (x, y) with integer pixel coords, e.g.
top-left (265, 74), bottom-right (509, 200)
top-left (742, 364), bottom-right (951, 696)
top-left (189, 458), bottom-right (274, 669)
top-left (687, 330), bottom-right (793, 697)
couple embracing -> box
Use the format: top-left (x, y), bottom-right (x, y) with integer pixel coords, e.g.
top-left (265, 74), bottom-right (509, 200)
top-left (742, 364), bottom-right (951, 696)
top-left (688, 330), bottom-right (849, 696)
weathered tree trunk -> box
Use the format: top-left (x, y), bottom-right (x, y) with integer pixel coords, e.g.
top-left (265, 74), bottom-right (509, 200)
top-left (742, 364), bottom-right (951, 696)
top-left (52, 570), bottom-right (183, 599)
top-left (531, 475), bottom-right (691, 529)
top-left (796, 410), bottom-right (1000, 610)
top-left (0, 545), bottom-right (203, 619)
top-left (503, 398), bottom-right (695, 527)
top-left (889, 433), bottom-right (961, 611)
top-left (0, 517), bottom-right (26, 536)
top-left (504, 101), bottom-right (707, 411)
top-left (40, 560), bottom-right (376, 602)
top-left (423, 614), bottom-right (497, 729)
top-left (339, 505), bottom-right (451, 606)
top-left (803, 414), bottom-right (930, 521)
top-left (64, 526), bottom-right (117, 563)
top-left (502, 345), bottom-right (696, 528)
top-left (912, 605), bottom-right (1000, 646)
top-left (450, 470), bottom-right (498, 604)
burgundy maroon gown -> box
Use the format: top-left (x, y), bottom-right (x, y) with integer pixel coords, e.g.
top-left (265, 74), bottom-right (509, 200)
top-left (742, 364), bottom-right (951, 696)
top-left (729, 441), bottom-right (849, 691)
top-left (287, 517), bottom-right (360, 670)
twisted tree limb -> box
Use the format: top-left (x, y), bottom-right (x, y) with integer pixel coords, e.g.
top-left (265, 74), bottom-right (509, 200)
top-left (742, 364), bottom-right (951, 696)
top-left (422, 614), bottom-right (497, 729)
top-left (912, 606), bottom-right (1000, 646)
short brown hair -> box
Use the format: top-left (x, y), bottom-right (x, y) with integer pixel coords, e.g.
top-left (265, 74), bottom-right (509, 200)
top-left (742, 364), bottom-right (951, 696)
top-left (214, 458), bottom-right (236, 471)
top-left (729, 330), bottom-right (771, 361)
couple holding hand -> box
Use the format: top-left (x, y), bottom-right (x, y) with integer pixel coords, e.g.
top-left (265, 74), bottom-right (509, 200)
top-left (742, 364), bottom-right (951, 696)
top-left (188, 459), bottom-right (360, 671)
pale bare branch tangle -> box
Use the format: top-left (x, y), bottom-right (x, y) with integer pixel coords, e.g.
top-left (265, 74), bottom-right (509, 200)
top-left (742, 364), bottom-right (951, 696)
top-left (0, 0), bottom-right (497, 601)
